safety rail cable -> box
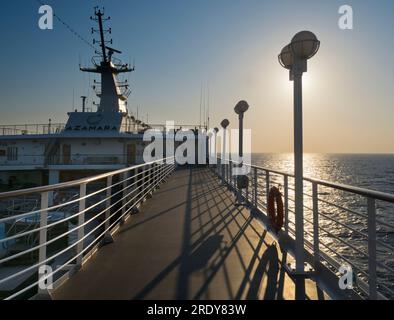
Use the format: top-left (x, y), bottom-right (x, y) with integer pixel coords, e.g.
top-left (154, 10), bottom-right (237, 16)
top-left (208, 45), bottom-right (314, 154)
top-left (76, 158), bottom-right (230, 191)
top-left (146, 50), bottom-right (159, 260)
top-left (0, 164), bottom-right (175, 284)
top-left (0, 158), bottom-right (174, 200)
top-left (0, 161), bottom-right (169, 223)
top-left (0, 163), bottom-right (174, 289)
top-left (4, 163), bottom-right (174, 300)
top-left (0, 164), bottom-right (163, 241)
top-left (2, 163), bottom-right (175, 299)
top-left (214, 158), bottom-right (394, 299)
top-left (0, 165), bottom-right (169, 264)
top-left (0, 159), bottom-right (175, 299)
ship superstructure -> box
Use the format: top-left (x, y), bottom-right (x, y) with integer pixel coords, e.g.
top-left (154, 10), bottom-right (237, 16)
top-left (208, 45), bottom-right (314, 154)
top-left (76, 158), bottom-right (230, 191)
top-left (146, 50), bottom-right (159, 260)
top-left (0, 9), bottom-right (152, 190)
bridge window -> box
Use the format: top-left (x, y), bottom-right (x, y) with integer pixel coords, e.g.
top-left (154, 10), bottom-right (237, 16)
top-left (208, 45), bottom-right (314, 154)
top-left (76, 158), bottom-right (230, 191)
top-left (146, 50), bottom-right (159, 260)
top-left (7, 147), bottom-right (18, 161)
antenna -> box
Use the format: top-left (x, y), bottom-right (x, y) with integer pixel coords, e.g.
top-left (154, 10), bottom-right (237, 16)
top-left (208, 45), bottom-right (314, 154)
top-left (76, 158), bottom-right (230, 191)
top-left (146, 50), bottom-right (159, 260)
top-left (207, 82), bottom-right (210, 129)
top-left (202, 85), bottom-right (206, 129)
top-left (199, 83), bottom-right (202, 128)
top-left (91, 8), bottom-right (111, 63)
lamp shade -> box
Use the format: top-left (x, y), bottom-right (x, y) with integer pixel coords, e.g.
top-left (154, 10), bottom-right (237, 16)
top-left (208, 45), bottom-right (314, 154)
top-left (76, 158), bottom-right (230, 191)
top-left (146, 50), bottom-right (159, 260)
top-left (234, 100), bottom-right (249, 115)
top-left (220, 119), bottom-right (230, 129)
top-left (290, 31), bottom-right (320, 60)
top-left (278, 44), bottom-right (294, 69)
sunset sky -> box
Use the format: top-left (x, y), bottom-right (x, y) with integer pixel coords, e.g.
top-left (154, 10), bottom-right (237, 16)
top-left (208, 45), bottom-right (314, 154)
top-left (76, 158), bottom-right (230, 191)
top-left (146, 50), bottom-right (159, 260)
top-left (0, 0), bottom-right (393, 153)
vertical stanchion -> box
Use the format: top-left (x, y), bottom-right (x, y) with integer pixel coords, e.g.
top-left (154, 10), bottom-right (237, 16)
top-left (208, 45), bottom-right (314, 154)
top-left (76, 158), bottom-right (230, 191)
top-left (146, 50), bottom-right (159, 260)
top-left (141, 167), bottom-right (146, 201)
top-left (102, 176), bottom-right (114, 244)
top-left (121, 172), bottom-right (128, 218)
top-left (38, 191), bottom-right (49, 294)
top-left (367, 197), bottom-right (377, 300)
top-left (105, 176), bottom-right (112, 231)
top-left (76, 183), bottom-right (86, 267)
top-left (265, 171), bottom-right (270, 205)
top-left (312, 182), bottom-right (319, 265)
top-left (284, 175), bottom-right (289, 233)
top-left (246, 169), bottom-right (249, 203)
top-left (254, 167), bottom-right (258, 208)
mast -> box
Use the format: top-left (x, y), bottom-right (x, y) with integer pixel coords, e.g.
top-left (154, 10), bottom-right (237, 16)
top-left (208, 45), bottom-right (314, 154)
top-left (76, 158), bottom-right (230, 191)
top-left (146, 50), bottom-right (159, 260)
top-left (79, 7), bottom-right (134, 114)
top-left (96, 10), bottom-right (107, 62)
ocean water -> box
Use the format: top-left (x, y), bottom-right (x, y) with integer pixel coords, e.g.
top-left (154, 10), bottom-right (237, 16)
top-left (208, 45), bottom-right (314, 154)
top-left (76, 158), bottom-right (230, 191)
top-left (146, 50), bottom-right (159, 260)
top-left (251, 153), bottom-right (394, 297)
top-left (251, 153), bottom-right (394, 194)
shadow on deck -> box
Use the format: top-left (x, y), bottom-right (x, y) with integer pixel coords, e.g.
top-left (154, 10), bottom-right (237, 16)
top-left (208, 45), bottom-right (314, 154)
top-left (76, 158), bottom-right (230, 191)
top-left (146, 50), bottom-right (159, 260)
top-left (52, 166), bottom-right (327, 300)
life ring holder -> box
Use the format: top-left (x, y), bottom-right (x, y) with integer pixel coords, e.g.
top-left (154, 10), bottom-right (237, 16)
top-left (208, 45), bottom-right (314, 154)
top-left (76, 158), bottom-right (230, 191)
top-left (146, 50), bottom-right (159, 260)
top-left (267, 186), bottom-right (284, 232)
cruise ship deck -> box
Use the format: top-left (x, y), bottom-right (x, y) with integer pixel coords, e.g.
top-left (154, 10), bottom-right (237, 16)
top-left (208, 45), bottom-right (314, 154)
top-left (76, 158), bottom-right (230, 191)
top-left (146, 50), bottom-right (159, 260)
top-left (52, 167), bottom-right (326, 300)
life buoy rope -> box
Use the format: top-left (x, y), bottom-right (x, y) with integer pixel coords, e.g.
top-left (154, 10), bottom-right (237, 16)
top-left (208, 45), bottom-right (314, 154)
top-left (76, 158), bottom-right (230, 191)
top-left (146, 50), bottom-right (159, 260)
top-left (268, 186), bottom-right (284, 232)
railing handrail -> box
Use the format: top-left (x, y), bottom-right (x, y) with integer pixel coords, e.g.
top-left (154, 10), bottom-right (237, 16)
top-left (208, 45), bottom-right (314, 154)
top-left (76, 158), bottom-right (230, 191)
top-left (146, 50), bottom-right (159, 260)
top-left (0, 157), bottom-right (174, 200)
top-left (220, 157), bottom-right (394, 203)
top-left (214, 156), bottom-right (394, 299)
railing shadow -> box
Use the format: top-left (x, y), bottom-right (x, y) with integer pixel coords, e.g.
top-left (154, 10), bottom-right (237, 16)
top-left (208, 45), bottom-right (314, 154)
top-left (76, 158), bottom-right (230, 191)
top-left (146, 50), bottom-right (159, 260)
top-left (131, 166), bottom-right (322, 300)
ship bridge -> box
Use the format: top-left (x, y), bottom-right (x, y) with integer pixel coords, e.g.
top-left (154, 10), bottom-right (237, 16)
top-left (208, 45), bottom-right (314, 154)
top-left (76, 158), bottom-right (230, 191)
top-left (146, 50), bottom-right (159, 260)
top-left (0, 159), bottom-right (393, 300)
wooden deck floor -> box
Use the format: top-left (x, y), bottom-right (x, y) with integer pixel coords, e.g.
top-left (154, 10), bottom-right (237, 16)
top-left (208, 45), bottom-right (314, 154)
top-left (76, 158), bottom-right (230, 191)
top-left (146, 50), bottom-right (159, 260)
top-left (52, 167), bottom-right (327, 300)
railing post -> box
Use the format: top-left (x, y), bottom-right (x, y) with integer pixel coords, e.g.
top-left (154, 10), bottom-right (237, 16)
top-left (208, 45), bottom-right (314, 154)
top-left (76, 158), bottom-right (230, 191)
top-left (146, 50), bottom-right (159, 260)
top-left (312, 182), bottom-right (319, 266)
top-left (121, 172), bottom-right (128, 217)
top-left (38, 191), bottom-right (49, 293)
top-left (76, 183), bottom-right (86, 267)
top-left (246, 171), bottom-right (249, 203)
top-left (254, 167), bottom-right (258, 208)
top-left (226, 162), bottom-right (229, 185)
top-left (229, 161), bottom-right (232, 187)
top-left (141, 166), bottom-right (146, 199)
top-left (284, 175), bottom-right (289, 233)
top-left (221, 159), bottom-right (225, 184)
top-left (367, 197), bottom-right (377, 300)
top-left (105, 176), bottom-right (112, 231)
top-left (265, 171), bottom-right (270, 205)
top-left (102, 176), bottom-right (114, 244)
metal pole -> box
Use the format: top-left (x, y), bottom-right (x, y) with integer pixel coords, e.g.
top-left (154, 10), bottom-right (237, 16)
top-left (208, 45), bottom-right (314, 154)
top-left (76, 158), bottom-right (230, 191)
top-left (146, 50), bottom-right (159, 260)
top-left (213, 131), bottom-right (217, 162)
top-left (293, 69), bottom-right (304, 273)
top-left (312, 182), bottom-right (319, 266)
top-left (121, 172), bottom-right (128, 217)
top-left (239, 115), bottom-right (243, 158)
top-left (265, 171), bottom-right (270, 204)
top-left (77, 183), bottom-right (86, 267)
top-left (367, 197), bottom-right (377, 300)
top-left (221, 128), bottom-right (226, 184)
top-left (284, 175), bottom-right (289, 233)
top-left (102, 176), bottom-right (114, 245)
top-left (236, 115), bottom-right (243, 203)
top-left (105, 176), bottom-right (112, 232)
top-left (38, 191), bottom-right (49, 293)
top-left (254, 167), bottom-right (258, 207)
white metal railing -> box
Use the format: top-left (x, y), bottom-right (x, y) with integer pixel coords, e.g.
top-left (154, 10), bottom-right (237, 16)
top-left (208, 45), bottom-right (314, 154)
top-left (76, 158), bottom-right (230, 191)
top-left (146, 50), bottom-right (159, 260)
top-left (0, 123), bottom-right (65, 136)
top-left (0, 123), bottom-right (205, 137)
top-left (0, 157), bottom-right (175, 300)
top-left (213, 158), bottom-right (394, 300)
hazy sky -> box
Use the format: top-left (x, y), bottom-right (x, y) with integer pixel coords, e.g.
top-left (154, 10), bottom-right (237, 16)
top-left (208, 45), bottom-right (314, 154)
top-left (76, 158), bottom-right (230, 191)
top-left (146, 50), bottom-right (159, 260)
top-left (0, 0), bottom-right (393, 153)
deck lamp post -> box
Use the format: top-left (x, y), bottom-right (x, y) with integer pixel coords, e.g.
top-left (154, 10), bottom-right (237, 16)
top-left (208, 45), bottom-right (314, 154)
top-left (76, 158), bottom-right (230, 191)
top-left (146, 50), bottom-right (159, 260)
top-left (278, 31), bottom-right (320, 284)
top-left (207, 131), bottom-right (213, 164)
top-left (220, 119), bottom-right (230, 184)
top-left (234, 100), bottom-right (249, 205)
top-left (213, 127), bottom-right (219, 162)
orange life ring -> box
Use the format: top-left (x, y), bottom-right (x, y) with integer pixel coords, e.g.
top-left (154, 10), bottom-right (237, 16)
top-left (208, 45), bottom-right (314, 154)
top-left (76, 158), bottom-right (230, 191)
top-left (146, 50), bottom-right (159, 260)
top-left (268, 186), bottom-right (284, 232)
